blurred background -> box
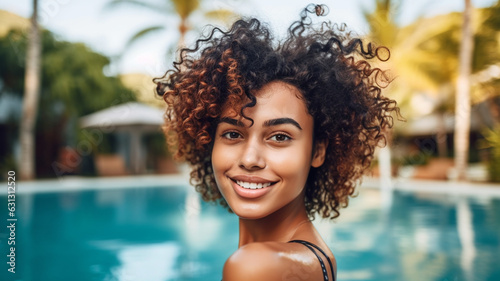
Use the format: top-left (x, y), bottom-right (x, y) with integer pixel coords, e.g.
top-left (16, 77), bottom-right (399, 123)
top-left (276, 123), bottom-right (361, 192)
top-left (0, 1), bottom-right (500, 281)
top-left (0, 0), bottom-right (499, 182)
top-left (0, 0), bottom-right (499, 181)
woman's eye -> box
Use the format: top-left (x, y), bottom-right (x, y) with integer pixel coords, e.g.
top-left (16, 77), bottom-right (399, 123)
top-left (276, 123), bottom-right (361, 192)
top-left (269, 134), bottom-right (291, 142)
top-left (222, 132), bottom-right (241, 139)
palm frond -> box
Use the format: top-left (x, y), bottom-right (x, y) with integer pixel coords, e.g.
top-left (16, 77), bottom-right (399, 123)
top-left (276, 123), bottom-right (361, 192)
top-left (105, 0), bottom-right (169, 13)
top-left (124, 26), bottom-right (165, 50)
top-left (203, 9), bottom-right (239, 26)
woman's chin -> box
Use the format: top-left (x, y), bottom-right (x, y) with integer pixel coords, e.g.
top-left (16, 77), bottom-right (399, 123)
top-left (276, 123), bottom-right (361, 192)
top-left (230, 205), bottom-right (269, 220)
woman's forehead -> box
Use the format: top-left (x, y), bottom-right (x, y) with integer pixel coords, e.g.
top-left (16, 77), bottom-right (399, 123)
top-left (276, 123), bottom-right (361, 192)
top-left (219, 81), bottom-right (311, 122)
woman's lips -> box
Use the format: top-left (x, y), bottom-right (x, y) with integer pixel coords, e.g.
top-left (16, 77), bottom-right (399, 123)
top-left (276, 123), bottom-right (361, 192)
top-left (228, 176), bottom-right (277, 199)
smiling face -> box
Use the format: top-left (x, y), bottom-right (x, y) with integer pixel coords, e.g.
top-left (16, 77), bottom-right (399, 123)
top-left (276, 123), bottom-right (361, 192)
top-left (211, 81), bottom-right (326, 220)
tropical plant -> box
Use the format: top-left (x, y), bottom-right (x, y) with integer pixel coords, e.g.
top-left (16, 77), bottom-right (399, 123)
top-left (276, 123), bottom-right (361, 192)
top-left (480, 126), bottom-right (500, 182)
top-left (0, 28), bottom-right (136, 178)
top-left (106, 0), bottom-right (237, 52)
top-left (364, 0), bottom-right (500, 179)
top-left (406, 1), bottom-right (500, 179)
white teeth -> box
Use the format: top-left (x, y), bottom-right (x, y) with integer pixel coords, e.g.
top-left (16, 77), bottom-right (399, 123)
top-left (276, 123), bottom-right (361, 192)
top-left (236, 180), bottom-right (272, 189)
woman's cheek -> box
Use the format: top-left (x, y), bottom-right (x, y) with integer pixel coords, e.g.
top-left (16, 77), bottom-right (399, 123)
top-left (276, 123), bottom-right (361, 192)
top-left (212, 142), bottom-right (232, 166)
top-left (268, 148), bottom-right (310, 180)
top-left (212, 143), bottom-right (235, 187)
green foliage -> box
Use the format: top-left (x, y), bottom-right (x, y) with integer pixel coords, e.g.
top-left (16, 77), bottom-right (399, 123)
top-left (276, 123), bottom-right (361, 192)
top-left (1, 29), bottom-right (136, 120)
top-left (483, 0), bottom-right (500, 33)
top-left (400, 151), bottom-right (432, 166)
top-left (0, 28), bottom-right (136, 177)
top-left (363, 1), bottom-right (500, 120)
top-left (481, 126), bottom-right (500, 182)
top-left (0, 30), bottom-right (27, 92)
top-left (363, 0), bottom-right (399, 47)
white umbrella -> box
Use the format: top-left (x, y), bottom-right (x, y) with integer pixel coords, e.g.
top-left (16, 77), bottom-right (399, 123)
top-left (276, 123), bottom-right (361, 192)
top-left (398, 111), bottom-right (482, 136)
top-left (79, 102), bottom-right (165, 174)
top-left (80, 102), bottom-right (164, 129)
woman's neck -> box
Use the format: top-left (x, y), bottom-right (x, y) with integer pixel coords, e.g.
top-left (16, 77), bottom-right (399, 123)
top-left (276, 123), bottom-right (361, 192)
top-left (237, 194), bottom-right (311, 247)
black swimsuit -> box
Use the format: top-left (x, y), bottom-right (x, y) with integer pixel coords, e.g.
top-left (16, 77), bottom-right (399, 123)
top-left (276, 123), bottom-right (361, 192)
top-left (288, 240), bottom-right (335, 281)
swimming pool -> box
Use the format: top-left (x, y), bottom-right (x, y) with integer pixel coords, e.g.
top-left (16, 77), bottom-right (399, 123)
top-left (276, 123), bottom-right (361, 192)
top-left (1, 176), bottom-right (499, 281)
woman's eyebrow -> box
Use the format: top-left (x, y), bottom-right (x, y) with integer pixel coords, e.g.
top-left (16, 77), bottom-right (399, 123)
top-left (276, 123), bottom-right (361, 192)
top-left (218, 117), bottom-right (244, 127)
top-left (264, 118), bottom-right (302, 130)
top-left (218, 117), bottom-right (302, 130)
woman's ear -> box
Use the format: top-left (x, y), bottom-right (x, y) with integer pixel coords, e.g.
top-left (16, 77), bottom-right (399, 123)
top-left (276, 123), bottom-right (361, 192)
top-left (311, 140), bottom-right (328, 168)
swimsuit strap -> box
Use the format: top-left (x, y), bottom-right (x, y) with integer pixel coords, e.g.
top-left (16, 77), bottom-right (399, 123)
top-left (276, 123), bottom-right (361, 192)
top-left (288, 240), bottom-right (335, 281)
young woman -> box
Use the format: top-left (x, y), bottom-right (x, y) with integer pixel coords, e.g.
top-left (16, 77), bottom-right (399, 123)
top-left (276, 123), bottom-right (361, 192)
top-left (155, 4), bottom-right (399, 280)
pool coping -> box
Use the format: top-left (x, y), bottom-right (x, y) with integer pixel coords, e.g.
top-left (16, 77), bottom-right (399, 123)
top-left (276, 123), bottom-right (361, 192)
top-left (2, 174), bottom-right (500, 197)
top-left (3, 174), bottom-right (190, 194)
top-left (361, 177), bottom-right (500, 198)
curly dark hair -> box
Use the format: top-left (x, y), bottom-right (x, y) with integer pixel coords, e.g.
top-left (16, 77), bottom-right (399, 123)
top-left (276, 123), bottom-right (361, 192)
top-left (155, 4), bottom-right (400, 219)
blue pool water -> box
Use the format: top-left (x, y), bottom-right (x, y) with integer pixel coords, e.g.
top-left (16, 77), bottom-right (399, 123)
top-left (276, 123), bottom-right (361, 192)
top-left (1, 180), bottom-right (499, 281)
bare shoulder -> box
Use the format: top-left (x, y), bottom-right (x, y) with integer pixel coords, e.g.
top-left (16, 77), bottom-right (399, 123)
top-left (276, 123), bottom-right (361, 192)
top-left (222, 241), bottom-right (330, 281)
top-left (222, 242), bottom-right (284, 281)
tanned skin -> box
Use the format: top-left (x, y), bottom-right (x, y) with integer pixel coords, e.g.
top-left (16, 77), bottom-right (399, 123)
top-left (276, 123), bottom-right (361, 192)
top-left (212, 82), bottom-right (336, 281)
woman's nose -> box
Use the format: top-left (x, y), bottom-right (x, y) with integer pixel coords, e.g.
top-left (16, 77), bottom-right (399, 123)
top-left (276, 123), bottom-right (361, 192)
top-left (239, 141), bottom-right (266, 170)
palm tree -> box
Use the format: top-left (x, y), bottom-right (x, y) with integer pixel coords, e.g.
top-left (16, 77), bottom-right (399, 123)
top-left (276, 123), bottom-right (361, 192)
top-left (362, 0), bottom-right (403, 191)
top-left (363, 0), bottom-right (398, 47)
top-left (19, 0), bottom-right (41, 180)
top-left (363, 0), bottom-right (462, 110)
top-left (107, 0), bottom-right (236, 52)
top-left (454, 0), bottom-right (474, 181)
